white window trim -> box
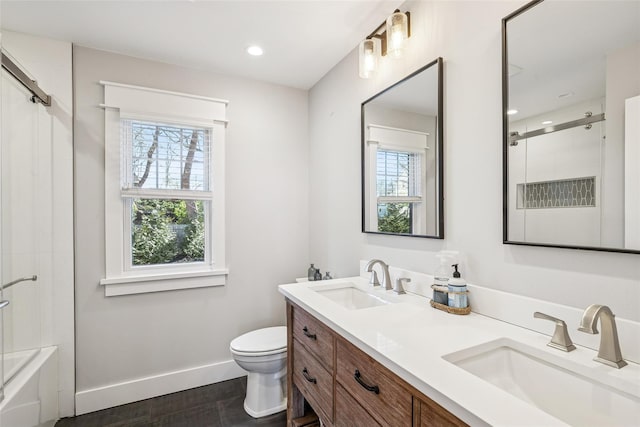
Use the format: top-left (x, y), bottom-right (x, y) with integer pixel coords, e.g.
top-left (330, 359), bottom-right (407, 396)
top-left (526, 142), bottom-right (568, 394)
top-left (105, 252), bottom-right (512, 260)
top-left (100, 81), bottom-right (228, 296)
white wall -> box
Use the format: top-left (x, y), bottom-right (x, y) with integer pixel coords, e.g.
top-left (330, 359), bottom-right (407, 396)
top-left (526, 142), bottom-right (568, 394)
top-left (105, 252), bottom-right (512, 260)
top-left (603, 42), bottom-right (640, 247)
top-left (73, 46), bottom-right (309, 412)
top-left (308, 1), bottom-right (640, 321)
top-left (1, 31), bottom-right (75, 417)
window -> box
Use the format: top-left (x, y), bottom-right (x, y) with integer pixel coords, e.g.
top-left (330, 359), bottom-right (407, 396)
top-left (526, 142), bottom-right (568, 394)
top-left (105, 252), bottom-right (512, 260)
top-left (364, 125), bottom-right (428, 234)
top-left (123, 120), bottom-right (209, 266)
top-left (376, 149), bottom-right (421, 234)
top-left (100, 82), bottom-right (227, 296)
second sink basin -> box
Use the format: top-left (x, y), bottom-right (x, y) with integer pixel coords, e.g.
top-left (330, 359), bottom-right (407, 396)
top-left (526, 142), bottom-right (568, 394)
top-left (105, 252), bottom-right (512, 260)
top-left (310, 282), bottom-right (396, 310)
top-left (444, 338), bottom-right (640, 426)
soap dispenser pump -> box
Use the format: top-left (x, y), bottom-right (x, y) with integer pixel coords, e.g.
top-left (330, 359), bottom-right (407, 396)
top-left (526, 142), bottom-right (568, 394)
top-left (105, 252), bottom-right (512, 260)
top-left (448, 264), bottom-right (468, 308)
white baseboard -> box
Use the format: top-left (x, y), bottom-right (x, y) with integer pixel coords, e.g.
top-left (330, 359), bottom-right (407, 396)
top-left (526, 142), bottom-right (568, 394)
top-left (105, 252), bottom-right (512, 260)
top-left (75, 359), bottom-right (246, 415)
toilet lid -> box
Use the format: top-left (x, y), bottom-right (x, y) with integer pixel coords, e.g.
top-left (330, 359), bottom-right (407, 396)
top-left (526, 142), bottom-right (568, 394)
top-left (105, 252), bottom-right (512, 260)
top-left (230, 326), bottom-right (287, 354)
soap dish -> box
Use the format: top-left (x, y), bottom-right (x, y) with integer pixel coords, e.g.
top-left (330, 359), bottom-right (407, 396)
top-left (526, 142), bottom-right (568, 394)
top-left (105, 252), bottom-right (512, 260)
top-left (429, 285), bottom-right (471, 315)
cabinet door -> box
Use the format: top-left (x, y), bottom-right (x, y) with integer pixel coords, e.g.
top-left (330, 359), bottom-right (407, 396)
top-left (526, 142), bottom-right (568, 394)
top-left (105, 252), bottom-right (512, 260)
top-left (335, 384), bottom-right (381, 427)
top-left (336, 338), bottom-right (412, 426)
top-left (416, 395), bottom-right (468, 427)
top-left (292, 305), bottom-right (334, 370)
top-left (292, 338), bottom-right (334, 424)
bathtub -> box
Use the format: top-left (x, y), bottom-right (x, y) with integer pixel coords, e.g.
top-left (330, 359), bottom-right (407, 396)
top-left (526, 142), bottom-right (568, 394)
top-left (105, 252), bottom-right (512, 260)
top-left (0, 346), bottom-right (58, 427)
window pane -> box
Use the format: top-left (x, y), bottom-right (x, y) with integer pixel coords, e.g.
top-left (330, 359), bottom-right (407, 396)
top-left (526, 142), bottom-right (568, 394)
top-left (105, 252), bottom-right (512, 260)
top-left (131, 198), bottom-right (205, 266)
top-left (376, 149), bottom-right (420, 198)
top-left (377, 202), bottom-right (412, 234)
top-left (123, 120), bottom-right (210, 191)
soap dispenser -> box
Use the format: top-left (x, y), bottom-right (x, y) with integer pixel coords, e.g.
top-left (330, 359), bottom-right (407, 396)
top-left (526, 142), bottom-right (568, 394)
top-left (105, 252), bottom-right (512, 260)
top-left (448, 264), bottom-right (468, 308)
top-left (308, 264), bottom-right (316, 281)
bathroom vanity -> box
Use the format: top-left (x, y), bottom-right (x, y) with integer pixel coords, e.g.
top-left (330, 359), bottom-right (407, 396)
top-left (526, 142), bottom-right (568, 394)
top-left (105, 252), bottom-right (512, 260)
top-left (279, 275), bottom-right (640, 426)
top-left (286, 301), bottom-right (465, 426)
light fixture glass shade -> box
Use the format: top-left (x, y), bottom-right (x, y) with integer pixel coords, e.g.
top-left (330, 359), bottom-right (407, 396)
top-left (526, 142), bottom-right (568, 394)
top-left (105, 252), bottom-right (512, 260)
top-left (358, 38), bottom-right (379, 79)
top-left (386, 11), bottom-right (408, 58)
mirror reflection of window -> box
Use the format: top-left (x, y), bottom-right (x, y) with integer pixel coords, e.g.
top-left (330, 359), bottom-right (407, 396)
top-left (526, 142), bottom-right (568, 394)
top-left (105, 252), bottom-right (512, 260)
top-left (376, 149), bottom-right (422, 234)
top-left (361, 58), bottom-right (443, 238)
top-left (365, 125), bottom-right (429, 235)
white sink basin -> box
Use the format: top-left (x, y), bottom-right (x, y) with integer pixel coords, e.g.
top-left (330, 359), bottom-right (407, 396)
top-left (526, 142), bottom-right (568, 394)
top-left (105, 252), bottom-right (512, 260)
top-left (310, 282), bottom-right (396, 310)
top-left (444, 338), bottom-right (640, 426)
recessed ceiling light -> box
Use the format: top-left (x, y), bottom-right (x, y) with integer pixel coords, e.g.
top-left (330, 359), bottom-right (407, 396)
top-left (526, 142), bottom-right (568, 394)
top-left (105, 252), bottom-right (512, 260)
top-left (542, 120), bottom-right (553, 125)
top-left (247, 46), bottom-right (263, 56)
top-left (507, 109), bottom-right (518, 115)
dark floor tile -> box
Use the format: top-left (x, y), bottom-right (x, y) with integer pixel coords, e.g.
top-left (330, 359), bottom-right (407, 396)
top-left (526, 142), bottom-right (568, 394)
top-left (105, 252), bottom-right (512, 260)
top-left (106, 417), bottom-right (155, 427)
top-left (254, 412), bottom-right (287, 427)
top-left (151, 377), bottom-right (246, 419)
top-left (152, 403), bottom-right (221, 427)
top-left (55, 377), bottom-right (262, 427)
top-left (217, 396), bottom-right (286, 427)
top-left (56, 400), bottom-right (152, 427)
top-left (54, 418), bottom-right (76, 427)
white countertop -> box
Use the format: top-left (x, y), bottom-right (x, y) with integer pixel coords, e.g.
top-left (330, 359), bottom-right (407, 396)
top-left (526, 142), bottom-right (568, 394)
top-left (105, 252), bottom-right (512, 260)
top-left (279, 277), bottom-right (640, 426)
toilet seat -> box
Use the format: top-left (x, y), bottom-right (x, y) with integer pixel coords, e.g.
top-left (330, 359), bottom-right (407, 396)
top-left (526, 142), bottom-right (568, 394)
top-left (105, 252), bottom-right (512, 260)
top-left (230, 326), bottom-right (287, 357)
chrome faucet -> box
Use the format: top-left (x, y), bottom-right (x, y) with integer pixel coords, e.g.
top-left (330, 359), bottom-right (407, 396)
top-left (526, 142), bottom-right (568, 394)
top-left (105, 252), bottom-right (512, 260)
top-left (578, 304), bottom-right (627, 369)
top-left (364, 259), bottom-right (392, 290)
top-left (534, 312), bottom-right (576, 352)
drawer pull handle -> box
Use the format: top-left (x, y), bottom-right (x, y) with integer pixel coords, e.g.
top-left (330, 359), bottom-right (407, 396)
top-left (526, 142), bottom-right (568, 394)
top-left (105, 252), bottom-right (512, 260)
top-left (302, 326), bottom-right (317, 340)
top-left (302, 368), bottom-right (317, 384)
top-left (354, 369), bottom-right (380, 394)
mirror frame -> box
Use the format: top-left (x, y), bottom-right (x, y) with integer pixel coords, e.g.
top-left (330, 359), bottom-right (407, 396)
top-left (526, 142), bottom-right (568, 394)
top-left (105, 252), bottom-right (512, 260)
top-left (361, 57), bottom-right (444, 239)
top-left (501, 0), bottom-right (640, 254)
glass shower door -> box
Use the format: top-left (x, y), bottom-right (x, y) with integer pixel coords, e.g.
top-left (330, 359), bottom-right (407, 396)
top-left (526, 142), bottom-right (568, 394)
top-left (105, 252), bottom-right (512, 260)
top-left (0, 59), bottom-right (42, 392)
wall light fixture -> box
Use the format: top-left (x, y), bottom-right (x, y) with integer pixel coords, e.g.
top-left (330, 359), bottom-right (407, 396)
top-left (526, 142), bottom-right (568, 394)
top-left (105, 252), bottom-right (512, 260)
top-left (358, 9), bottom-right (411, 79)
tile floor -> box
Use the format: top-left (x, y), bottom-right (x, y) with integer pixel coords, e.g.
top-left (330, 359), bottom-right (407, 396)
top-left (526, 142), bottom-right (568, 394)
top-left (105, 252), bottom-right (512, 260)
top-left (55, 377), bottom-right (287, 427)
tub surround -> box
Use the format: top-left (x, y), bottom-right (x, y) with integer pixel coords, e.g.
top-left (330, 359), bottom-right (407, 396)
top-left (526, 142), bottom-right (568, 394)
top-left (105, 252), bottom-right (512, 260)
top-left (279, 269), bottom-right (640, 426)
top-left (0, 347), bottom-right (58, 427)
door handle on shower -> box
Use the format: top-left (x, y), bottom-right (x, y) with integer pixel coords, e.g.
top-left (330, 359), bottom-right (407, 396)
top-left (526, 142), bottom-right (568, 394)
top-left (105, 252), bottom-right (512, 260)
top-left (0, 300), bottom-right (9, 309)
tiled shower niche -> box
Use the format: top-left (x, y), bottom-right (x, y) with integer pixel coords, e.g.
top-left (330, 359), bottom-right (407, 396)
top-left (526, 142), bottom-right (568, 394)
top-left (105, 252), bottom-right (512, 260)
top-left (517, 177), bottom-right (596, 209)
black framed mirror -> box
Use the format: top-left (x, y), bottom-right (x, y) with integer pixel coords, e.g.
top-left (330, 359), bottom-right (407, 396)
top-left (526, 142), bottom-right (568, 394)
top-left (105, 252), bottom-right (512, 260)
top-left (361, 57), bottom-right (444, 238)
top-left (502, 0), bottom-right (640, 253)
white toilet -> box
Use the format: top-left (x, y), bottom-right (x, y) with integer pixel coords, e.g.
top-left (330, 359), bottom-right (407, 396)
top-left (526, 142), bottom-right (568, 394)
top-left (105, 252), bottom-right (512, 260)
top-left (230, 326), bottom-right (287, 418)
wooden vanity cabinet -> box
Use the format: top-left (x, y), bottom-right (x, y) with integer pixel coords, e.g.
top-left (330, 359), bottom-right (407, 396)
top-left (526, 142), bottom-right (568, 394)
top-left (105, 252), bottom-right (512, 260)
top-left (286, 301), bottom-right (467, 427)
top-left (335, 383), bottom-right (381, 427)
top-left (336, 338), bottom-right (412, 426)
top-left (292, 339), bottom-right (333, 424)
top-left (414, 395), bottom-right (468, 427)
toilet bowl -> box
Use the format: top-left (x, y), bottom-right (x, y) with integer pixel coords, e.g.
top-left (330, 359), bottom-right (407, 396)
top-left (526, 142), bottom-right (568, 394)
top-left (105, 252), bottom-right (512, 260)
top-left (230, 326), bottom-right (287, 418)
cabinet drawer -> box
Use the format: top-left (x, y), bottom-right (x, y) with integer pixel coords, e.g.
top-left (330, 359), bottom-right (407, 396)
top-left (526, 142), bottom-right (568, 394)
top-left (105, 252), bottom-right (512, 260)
top-left (417, 395), bottom-right (468, 427)
top-left (335, 383), bottom-right (381, 427)
top-left (292, 306), bottom-right (334, 370)
top-left (336, 339), bottom-right (412, 427)
top-left (292, 338), bottom-right (333, 424)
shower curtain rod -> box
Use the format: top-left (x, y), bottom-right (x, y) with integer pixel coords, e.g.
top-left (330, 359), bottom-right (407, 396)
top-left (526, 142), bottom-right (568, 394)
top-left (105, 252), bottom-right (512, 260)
top-left (1, 52), bottom-right (51, 106)
top-left (509, 112), bottom-right (605, 145)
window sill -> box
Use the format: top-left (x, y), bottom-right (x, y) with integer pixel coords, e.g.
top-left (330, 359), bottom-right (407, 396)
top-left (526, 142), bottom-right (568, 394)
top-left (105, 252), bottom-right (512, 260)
top-left (100, 268), bottom-right (228, 296)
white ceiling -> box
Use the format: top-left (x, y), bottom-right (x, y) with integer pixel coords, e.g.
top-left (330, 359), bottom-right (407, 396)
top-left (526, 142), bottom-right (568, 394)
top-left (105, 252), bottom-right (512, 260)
top-left (1, 0), bottom-right (403, 90)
